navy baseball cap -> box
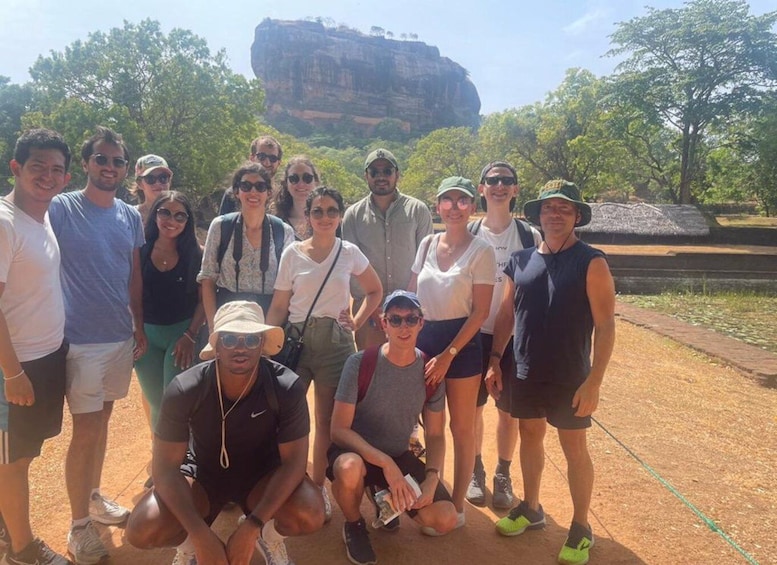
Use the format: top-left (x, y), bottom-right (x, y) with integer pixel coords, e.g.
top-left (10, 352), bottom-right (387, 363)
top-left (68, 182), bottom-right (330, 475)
top-left (382, 290), bottom-right (422, 313)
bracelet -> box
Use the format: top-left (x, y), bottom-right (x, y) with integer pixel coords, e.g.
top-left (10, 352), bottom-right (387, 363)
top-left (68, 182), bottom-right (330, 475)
top-left (489, 351), bottom-right (502, 359)
top-left (425, 467), bottom-right (439, 476)
top-left (3, 369), bottom-right (25, 381)
top-left (182, 331), bottom-right (196, 344)
top-left (245, 513), bottom-right (265, 531)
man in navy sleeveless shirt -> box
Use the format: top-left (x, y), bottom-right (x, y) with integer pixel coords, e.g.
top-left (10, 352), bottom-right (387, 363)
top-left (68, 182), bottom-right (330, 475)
top-left (486, 180), bottom-right (615, 565)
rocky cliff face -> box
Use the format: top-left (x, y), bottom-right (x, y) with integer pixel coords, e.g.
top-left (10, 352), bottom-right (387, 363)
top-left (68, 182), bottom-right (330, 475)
top-left (251, 19), bottom-right (481, 135)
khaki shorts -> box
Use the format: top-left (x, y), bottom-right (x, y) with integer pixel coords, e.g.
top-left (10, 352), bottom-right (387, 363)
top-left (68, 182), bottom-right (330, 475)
top-left (65, 338), bottom-right (134, 414)
top-left (293, 317), bottom-right (355, 389)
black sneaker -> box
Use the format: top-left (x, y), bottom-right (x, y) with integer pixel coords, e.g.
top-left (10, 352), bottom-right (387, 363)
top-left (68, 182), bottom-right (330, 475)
top-left (342, 518), bottom-right (376, 565)
top-left (4, 538), bottom-right (70, 565)
top-left (465, 468), bottom-right (486, 507)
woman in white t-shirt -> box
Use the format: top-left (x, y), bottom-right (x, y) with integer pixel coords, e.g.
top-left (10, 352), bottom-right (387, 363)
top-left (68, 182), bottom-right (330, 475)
top-left (268, 186), bottom-right (382, 519)
top-left (409, 176), bottom-right (496, 524)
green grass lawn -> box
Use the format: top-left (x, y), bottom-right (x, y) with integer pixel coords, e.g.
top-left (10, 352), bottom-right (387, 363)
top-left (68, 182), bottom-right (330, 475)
top-left (619, 292), bottom-right (777, 354)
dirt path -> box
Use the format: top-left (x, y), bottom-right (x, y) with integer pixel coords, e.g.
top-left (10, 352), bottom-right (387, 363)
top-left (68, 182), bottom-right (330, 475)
top-left (22, 311), bottom-right (776, 564)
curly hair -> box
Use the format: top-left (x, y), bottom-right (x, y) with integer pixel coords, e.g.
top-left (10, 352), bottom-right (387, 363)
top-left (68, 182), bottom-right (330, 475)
top-left (273, 155), bottom-right (320, 220)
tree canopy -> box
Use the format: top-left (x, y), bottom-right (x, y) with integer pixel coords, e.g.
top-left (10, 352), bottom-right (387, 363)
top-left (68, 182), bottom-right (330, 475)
top-left (22, 19), bottom-right (265, 200)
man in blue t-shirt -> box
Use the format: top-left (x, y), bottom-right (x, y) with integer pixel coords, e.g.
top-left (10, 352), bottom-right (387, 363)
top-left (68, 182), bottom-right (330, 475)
top-left (486, 180), bottom-right (615, 565)
top-left (49, 126), bottom-right (146, 564)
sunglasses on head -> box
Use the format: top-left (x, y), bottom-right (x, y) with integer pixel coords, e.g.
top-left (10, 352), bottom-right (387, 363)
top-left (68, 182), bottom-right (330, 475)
top-left (91, 154), bottom-right (128, 168)
top-left (219, 333), bottom-right (262, 350)
top-left (156, 207), bottom-right (189, 223)
top-left (484, 176), bottom-right (516, 186)
top-left (288, 173), bottom-right (314, 185)
top-left (238, 180), bottom-right (270, 193)
top-left (142, 173), bottom-right (170, 185)
top-left (385, 314), bottom-right (422, 328)
top-left (309, 206), bottom-right (341, 220)
top-left (368, 167), bottom-right (395, 178)
top-left (254, 152), bottom-right (280, 164)
top-left (439, 196), bottom-right (473, 211)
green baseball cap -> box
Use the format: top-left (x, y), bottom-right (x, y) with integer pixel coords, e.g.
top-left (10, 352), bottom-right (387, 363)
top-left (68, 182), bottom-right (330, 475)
top-left (364, 148), bottom-right (399, 170)
top-left (436, 176), bottom-right (477, 199)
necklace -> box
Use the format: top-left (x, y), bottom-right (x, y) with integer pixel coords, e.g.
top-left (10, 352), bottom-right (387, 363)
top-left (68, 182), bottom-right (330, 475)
top-left (215, 361), bottom-right (256, 469)
top-left (153, 244), bottom-right (177, 269)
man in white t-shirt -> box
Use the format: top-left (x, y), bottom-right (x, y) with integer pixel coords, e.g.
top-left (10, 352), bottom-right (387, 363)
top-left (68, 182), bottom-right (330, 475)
top-left (0, 129), bottom-right (72, 565)
top-left (466, 162), bottom-right (541, 510)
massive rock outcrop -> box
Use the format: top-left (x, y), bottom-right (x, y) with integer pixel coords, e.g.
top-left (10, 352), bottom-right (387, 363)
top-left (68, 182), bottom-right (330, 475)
top-left (251, 19), bottom-right (481, 136)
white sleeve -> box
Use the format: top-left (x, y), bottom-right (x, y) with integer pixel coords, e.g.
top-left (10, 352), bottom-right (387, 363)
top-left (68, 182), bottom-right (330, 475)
top-left (274, 244), bottom-right (297, 291)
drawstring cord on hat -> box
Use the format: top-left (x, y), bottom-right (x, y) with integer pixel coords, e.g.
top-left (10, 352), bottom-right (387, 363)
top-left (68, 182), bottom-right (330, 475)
top-left (216, 360), bottom-right (256, 469)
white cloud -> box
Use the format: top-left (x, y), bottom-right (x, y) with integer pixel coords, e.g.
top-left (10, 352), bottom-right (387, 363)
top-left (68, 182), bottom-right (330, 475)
top-left (563, 7), bottom-right (607, 35)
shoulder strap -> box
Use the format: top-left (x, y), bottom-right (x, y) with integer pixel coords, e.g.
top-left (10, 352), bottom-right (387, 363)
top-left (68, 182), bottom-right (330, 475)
top-left (357, 345), bottom-right (381, 402)
top-left (267, 214), bottom-right (285, 263)
top-left (139, 241), bottom-right (152, 268)
top-left (515, 219), bottom-right (535, 249)
top-left (467, 218), bottom-right (483, 235)
top-left (261, 359), bottom-right (280, 417)
top-left (216, 212), bottom-right (241, 271)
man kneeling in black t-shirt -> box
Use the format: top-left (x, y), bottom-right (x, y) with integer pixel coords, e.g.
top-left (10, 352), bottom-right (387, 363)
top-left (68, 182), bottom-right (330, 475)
top-left (126, 300), bottom-right (324, 565)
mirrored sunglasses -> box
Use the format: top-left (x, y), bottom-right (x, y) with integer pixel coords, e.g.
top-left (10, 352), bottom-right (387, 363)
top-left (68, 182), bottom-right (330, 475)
top-left (219, 333), bottom-right (262, 349)
top-left (439, 196), bottom-right (473, 211)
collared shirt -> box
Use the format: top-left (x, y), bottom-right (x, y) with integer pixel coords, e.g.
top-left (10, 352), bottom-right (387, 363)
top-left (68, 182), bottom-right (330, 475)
top-left (342, 191), bottom-right (433, 300)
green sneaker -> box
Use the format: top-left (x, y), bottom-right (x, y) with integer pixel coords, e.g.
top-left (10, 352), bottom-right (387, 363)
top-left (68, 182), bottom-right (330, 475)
top-left (558, 522), bottom-right (594, 565)
top-left (495, 500), bottom-right (545, 536)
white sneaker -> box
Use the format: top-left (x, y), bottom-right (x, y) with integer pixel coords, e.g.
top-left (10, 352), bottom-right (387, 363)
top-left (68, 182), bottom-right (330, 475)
top-left (171, 546), bottom-right (197, 565)
top-left (88, 493), bottom-right (129, 525)
top-left (256, 536), bottom-right (294, 565)
top-left (67, 522), bottom-right (109, 564)
top-left (321, 485), bottom-right (332, 523)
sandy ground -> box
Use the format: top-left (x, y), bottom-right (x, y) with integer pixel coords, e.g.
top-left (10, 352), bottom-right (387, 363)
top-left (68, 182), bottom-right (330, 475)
top-left (18, 318), bottom-right (776, 565)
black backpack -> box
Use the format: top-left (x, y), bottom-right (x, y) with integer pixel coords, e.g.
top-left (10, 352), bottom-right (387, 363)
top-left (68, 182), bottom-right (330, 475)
top-left (468, 218), bottom-right (536, 249)
top-left (216, 212), bottom-right (285, 293)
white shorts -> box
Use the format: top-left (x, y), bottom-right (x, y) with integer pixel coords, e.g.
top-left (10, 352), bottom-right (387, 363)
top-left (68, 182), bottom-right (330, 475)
top-left (65, 338), bottom-right (134, 414)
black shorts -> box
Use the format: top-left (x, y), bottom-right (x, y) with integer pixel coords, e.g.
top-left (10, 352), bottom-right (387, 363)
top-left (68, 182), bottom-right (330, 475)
top-left (510, 379), bottom-right (591, 430)
top-left (477, 335), bottom-right (516, 411)
top-left (417, 318), bottom-right (482, 379)
top-left (0, 342), bottom-right (68, 464)
top-left (326, 445), bottom-right (452, 518)
top-left (179, 449), bottom-right (279, 522)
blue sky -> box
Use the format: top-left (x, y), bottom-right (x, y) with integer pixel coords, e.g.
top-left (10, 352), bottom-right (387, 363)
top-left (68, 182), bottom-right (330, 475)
top-left (1, 0), bottom-right (773, 114)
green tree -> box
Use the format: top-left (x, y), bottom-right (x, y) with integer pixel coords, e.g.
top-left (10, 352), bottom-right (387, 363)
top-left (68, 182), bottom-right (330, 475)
top-left (25, 19), bottom-right (265, 200)
top-left (608, 0), bottom-right (777, 203)
top-left (402, 127), bottom-right (480, 203)
top-left (0, 78), bottom-right (35, 192)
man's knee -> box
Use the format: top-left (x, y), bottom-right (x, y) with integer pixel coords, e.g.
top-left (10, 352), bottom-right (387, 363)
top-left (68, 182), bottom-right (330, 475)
top-left (70, 411), bottom-right (105, 444)
top-left (558, 429), bottom-right (589, 462)
top-left (519, 418), bottom-right (546, 444)
top-left (276, 478), bottom-right (326, 535)
top-left (332, 453), bottom-right (366, 489)
top-left (126, 489), bottom-right (190, 549)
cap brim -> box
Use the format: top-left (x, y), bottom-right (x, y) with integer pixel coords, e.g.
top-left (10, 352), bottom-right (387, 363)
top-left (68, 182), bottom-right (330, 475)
top-left (437, 187), bottom-right (475, 199)
top-left (138, 165), bottom-right (173, 178)
top-left (523, 197), bottom-right (592, 227)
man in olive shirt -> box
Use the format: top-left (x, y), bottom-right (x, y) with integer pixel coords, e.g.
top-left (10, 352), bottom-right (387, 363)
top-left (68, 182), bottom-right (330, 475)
top-left (342, 148), bottom-right (433, 349)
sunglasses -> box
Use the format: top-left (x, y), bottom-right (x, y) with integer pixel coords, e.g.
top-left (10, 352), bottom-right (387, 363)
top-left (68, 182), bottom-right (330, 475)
top-left (142, 173), bottom-right (170, 185)
top-left (484, 176), bottom-right (516, 186)
top-left (219, 333), bottom-right (262, 350)
top-left (91, 154), bottom-right (128, 168)
top-left (439, 196), bottom-right (473, 211)
top-left (368, 167), bottom-right (395, 178)
top-left (288, 173), bottom-right (315, 185)
top-left (386, 314), bottom-right (422, 328)
top-left (254, 152), bottom-right (280, 164)
top-left (309, 206), bottom-right (341, 220)
top-left (156, 207), bottom-right (189, 223)
top-left (238, 180), bottom-right (270, 193)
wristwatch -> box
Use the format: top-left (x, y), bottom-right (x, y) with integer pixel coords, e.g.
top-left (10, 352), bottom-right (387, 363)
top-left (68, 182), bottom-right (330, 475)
top-left (448, 346), bottom-right (458, 357)
top-left (246, 513), bottom-right (265, 531)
